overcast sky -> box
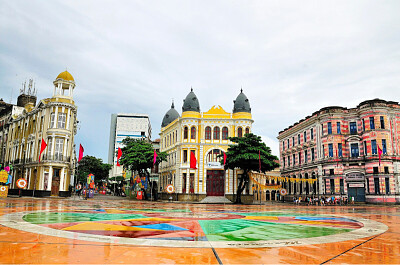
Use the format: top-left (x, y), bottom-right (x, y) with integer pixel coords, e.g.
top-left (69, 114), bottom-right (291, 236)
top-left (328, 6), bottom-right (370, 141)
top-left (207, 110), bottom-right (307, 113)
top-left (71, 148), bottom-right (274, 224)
top-left (1, 0), bottom-right (400, 162)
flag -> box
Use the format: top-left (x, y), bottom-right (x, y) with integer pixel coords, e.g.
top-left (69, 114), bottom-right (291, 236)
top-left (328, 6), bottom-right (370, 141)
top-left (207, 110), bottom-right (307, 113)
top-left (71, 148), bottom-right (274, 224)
top-left (223, 151), bottom-right (227, 165)
top-left (39, 138), bottom-right (47, 162)
top-left (190, 151), bottom-right (197, 169)
top-left (117, 147), bottom-right (122, 166)
top-left (78, 144), bottom-right (84, 162)
top-left (259, 150), bottom-right (261, 172)
top-left (378, 145), bottom-right (383, 166)
top-left (153, 149), bottom-right (158, 165)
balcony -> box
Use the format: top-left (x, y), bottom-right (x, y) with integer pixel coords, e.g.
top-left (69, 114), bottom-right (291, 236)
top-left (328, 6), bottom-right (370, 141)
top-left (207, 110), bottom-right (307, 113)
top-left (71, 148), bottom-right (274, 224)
top-left (42, 154), bottom-right (71, 163)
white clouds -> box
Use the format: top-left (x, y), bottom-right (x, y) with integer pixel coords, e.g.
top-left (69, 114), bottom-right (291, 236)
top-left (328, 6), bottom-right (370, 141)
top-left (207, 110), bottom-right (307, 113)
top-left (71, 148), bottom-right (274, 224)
top-left (1, 0), bottom-right (400, 161)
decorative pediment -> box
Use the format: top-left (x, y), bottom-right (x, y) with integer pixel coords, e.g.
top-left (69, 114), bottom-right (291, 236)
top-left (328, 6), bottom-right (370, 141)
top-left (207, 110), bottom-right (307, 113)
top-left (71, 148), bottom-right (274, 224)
top-left (203, 105), bottom-right (230, 119)
top-left (346, 135), bottom-right (362, 142)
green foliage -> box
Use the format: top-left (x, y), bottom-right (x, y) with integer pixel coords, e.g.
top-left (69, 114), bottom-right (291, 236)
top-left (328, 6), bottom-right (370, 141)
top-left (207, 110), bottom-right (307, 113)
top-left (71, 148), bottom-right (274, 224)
top-left (224, 133), bottom-right (279, 173)
top-left (223, 133), bottom-right (279, 203)
top-left (77, 155), bottom-right (112, 183)
top-left (118, 138), bottom-right (167, 176)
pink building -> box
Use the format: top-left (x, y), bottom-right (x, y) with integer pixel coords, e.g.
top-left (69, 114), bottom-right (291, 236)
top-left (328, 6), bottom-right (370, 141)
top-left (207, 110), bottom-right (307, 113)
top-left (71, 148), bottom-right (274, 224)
top-left (277, 99), bottom-right (400, 203)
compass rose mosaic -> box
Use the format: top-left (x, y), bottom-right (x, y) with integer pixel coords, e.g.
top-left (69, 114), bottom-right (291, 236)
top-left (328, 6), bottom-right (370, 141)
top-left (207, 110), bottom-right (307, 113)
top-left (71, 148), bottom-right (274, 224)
top-left (0, 207), bottom-right (388, 248)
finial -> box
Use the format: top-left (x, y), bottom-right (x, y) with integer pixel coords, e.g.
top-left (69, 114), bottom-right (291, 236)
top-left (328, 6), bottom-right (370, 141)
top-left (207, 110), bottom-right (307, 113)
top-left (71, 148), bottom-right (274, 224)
top-left (241, 87), bottom-right (243, 93)
top-left (191, 86), bottom-right (193, 92)
top-left (171, 99), bottom-right (174, 108)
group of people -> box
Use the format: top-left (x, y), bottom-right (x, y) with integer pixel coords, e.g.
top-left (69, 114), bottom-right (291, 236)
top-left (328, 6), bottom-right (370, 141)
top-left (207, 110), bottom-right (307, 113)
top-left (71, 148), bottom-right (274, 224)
top-left (293, 195), bottom-right (355, 206)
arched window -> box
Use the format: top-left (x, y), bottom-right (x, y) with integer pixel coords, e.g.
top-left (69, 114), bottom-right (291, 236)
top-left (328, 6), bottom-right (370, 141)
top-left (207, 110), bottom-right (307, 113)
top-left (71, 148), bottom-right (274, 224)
top-left (245, 127), bottom-right (250, 135)
top-left (213, 127), bottom-right (220, 140)
top-left (238, 127), bottom-right (243, 137)
top-left (205, 126), bottom-right (211, 140)
top-left (206, 149), bottom-right (221, 163)
top-left (184, 126), bottom-right (188, 139)
top-left (191, 126), bottom-right (196, 139)
top-left (222, 127), bottom-right (228, 140)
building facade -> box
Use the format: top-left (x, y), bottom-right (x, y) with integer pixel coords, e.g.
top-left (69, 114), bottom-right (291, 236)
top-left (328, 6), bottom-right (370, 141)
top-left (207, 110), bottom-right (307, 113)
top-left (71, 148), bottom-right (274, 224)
top-left (159, 89), bottom-right (253, 201)
top-left (108, 113), bottom-right (152, 178)
top-left (277, 99), bottom-right (400, 203)
top-left (0, 71), bottom-right (78, 196)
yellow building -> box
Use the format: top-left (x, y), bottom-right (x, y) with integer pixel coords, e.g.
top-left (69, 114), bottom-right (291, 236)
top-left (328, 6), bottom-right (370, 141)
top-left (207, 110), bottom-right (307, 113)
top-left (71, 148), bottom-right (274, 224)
top-left (0, 71), bottom-right (78, 197)
top-left (159, 89), bottom-right (253, 201)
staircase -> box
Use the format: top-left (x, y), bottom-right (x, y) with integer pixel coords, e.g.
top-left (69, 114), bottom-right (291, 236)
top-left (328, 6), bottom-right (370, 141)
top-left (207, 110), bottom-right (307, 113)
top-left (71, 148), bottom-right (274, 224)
top-left (200, 196), bottom-right (233, 204)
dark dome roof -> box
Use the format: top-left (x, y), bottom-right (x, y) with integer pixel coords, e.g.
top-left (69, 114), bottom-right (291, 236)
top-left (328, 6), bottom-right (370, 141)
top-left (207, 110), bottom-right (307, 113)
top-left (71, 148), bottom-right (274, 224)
top-left (182, 88), bottom-right (200, 112)
top-left (161, 102), bottom-right (180, 127)
top-left (233, 89), bottom-right (251, 113)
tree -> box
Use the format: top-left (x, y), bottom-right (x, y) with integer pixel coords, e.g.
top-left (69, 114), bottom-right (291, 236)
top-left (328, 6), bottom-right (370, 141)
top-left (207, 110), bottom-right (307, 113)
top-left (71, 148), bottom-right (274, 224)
top-left (118, 138), bottom-right (167, 182)
top-left (223, 133), bottom-right (279, 204)
top-left (76, 155), bottom-right (112, 184)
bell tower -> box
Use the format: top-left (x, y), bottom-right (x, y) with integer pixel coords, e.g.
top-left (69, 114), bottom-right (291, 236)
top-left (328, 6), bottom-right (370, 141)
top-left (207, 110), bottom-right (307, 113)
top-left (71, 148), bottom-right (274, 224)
top-left (53, 70), bottom-right (75, 99)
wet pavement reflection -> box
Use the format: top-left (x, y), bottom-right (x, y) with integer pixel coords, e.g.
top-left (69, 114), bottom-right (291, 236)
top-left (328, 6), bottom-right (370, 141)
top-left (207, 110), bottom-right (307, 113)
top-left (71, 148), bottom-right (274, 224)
top-left (0, 197), bottom-right (399, 264)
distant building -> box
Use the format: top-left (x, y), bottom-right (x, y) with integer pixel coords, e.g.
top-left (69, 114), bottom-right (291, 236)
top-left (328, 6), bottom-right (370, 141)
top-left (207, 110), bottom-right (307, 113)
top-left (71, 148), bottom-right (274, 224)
top-left (277, 99), bottom-right (400, 203)
top-left (108, 113), bottom-right (152, 178)
top-left (0, 71), bottom-right (78, 196)
top-left (159, 89), bottom-right (253, 202)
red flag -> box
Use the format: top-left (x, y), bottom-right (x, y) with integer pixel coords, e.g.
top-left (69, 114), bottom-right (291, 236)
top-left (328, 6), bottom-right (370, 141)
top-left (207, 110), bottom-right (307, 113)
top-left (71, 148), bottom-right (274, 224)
top-left (153, 149), bottom-right (158, 165)
top-left (78, 144), bottom-right (84, 162)
top-left (378, 145), bottom-right (383, 166)
top-left (223, 151), bottom-right (227, 165)
top-left (190, 151), bottom-right (197, 169)
top-left (259, 150), bottom-right (261, 172)
top-left (39, 138), bottom-right (47, 162)
top-left (117, 147), bottom-right (122, 166)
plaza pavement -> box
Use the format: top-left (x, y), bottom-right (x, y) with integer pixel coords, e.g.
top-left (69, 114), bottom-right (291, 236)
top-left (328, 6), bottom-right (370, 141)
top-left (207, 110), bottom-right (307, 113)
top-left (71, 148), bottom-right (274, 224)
top-left (0, 196), bottom-right (399, 264)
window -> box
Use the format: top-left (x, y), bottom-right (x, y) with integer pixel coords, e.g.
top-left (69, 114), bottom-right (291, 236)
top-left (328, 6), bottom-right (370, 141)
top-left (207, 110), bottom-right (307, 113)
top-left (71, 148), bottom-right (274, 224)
top-left (298, 153), bottom-right (301, 165)
top-left (321, 124), bottom-right (324, 135)
top-left (282, 141), bottom-right (285, 151)
top-left (288, 156), bottom-right (290, 166)
top-left (310, 128), bottom-right (314, 140)
top-left (380, 116), bottom-right (385, 129)
top-left (293, 154), bottom-right (296, 165)
top-left (303, 131), bottom-right (307, 142)
top-left (58, 113), bottom-right (66, 129)
top-left (190, 126), bottom-right (196, 139)
top-left (213, 127), bottom-right (220, 140)
top-left (238, 127), bottom-right (243, 138)
top-left (283, 157), bottom-right (286, 168)
top-left (47, 138), bottom-right (53, 156)
top-left (385, 178), bottom-right (390, 194)
top-left (205, 126), bottom-right (211, 140)
top-left (374, 178), bottom-right (380, 194)
top-left (184, 126), bottom-right (188, 139)
top-left (373, 167), bottom-right (379, 174)
top-left (287, 139), bottom-right (289, 148)
top-left (50, 113), bottom-right (56, 128)
top-left (328, 122), bottom-right (332, 135)
top-left (328, 144), bottom-right (333, 157)
top-left (245, 127), bottom-right (250, 135)
top-left (382, 139), bottom-right (387, 154)
top-left (364, 141), bottom-right (367, 156)
top-left (298, 134), bottom-right (300, 144)
top-left (311, 148), bottom-right (315, 161)
top-left (292, 137), bottom-right (295, 146)
top-left (337, 122), bottom-right (341, 134)
top-left (304, 150), bottom-right (308, 163)
top-left (350, 122), bottom-right (357, 134)
top-left (351, 143), bottom-right (359, 157)
top-left (329, 169), bottom-right (334, 175)
top-left (371, 140), bottom-right (377, 155)
top-left (55, 138), bottom-right (64, 160)
top-left (183, 150), bottom-right (188, 163)
top-left (182, 173), bottom-right (187, 193)
top-left (322, 145), bottom-right (325, 157)
top-left (370, 117), bottom-right (375, 130)
top-left (384, 166), bottom-right (389, 174)
top-left (338, 143), bottom-right (342, 157)
top-left (362, 119), bottom-right (365, 131)
top-left (330, 179), bottom-right (335, 194)
top-left (222, 127), bottom-right (228, 140)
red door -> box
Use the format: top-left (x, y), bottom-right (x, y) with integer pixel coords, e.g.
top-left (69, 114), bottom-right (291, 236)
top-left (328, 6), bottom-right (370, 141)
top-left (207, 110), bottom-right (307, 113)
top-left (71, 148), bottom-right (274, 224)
top-left (206, 170), bottom-right (225, 196)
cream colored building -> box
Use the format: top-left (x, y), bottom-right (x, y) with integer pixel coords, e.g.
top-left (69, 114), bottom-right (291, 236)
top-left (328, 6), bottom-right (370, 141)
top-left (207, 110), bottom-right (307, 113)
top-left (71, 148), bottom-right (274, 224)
top-left (0, 71), bottom-right (78, 196)
top-left (159, 89), bottom-right (253, 201)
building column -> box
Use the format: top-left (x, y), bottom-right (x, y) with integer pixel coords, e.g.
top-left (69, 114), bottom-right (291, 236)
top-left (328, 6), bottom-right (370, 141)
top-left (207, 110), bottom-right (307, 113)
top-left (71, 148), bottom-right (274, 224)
top-left (60, 167), bottom-right (65, 191)
top-left (47, 166), bottom-right (53, 191)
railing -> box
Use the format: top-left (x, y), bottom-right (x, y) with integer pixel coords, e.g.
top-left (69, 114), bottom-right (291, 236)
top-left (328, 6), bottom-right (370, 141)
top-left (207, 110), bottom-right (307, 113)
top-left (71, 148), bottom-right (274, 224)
top-left (42, 154), bottom-right (71, 162)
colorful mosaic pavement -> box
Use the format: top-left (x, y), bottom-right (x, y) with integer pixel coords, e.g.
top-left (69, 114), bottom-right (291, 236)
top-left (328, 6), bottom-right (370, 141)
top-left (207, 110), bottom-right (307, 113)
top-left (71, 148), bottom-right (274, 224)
top-left (0, 198), bottom-right (399, 264)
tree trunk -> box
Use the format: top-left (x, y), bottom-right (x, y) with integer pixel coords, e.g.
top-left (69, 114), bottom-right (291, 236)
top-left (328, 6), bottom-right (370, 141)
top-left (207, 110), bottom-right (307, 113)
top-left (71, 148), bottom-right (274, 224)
top-left (235, 170), bottom-right (248, 204)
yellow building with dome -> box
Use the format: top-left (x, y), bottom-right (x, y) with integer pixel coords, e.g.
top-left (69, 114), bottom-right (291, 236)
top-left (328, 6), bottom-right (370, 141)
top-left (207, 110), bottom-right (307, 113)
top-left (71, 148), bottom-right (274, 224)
top-left (0, 71), bottom-right (78, 197)
top-left (159, 89), bottom-right (254, 201)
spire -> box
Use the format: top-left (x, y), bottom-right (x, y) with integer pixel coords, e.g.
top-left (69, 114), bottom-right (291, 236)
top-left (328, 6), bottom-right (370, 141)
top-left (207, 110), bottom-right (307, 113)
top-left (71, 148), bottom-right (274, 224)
top-left (191, 86), bottom-right (193, 92)
top-left (171, 99), bottom-right (175, 108)
top-left (240, 87), bottom-right (243, 93)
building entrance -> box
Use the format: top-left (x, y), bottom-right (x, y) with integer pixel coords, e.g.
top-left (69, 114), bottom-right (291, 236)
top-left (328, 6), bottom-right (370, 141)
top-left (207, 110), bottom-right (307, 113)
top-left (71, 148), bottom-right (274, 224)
top-left (206, 170), bottom-right (225, 196)
top-left (51, 168), bottom-right (60, 196)
top-left (347, 183), bottom-right (365, 202)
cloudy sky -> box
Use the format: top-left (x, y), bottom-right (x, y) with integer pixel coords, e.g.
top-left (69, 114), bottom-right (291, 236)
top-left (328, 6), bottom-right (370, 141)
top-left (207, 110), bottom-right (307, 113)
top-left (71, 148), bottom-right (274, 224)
top-left (1, 0), bottom-right (400, 162)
